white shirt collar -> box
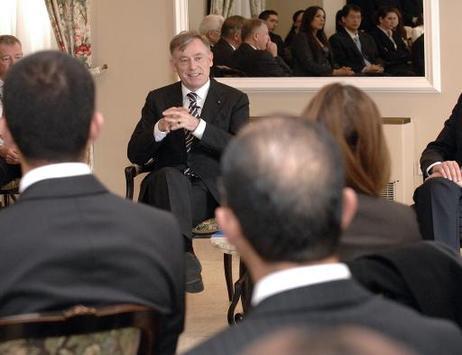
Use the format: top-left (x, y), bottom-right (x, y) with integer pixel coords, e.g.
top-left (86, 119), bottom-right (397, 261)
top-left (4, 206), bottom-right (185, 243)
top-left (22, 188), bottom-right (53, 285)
top-left (20, 162), bottom-right (91, 192)
top-left (344, 27), bottom-right (359, 39)
top-left (252, 263), bottom-right (351, 306)
top-left (181, 80), bottom-right (210, 106)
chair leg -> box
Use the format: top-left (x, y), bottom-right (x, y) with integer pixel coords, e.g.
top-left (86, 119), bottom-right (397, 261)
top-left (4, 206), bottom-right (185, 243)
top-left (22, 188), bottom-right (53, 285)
top-left (223, 254), bottom-right (233, 301)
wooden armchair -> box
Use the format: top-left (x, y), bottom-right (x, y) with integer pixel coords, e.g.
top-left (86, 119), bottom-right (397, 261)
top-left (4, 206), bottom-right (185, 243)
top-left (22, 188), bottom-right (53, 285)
top-left (0, 304), bottom-right (159, 355)
top-left (124, 163), bottom-right (234, 301)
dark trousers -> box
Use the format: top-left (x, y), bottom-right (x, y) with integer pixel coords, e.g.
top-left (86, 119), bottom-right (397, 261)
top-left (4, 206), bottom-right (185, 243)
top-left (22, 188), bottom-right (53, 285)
top-left (138, 167), bottom-right (218, 240)
top-left (0, 157), bottom-right (21, 186)
top-left (413, 177), bottom-right (462, 251)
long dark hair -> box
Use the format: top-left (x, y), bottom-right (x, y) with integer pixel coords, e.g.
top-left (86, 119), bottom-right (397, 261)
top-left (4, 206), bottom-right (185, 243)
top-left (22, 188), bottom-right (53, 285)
top-left (284, 9), bottom-right (304, 47)
top-left (300, 6), bottom-right (328, 61)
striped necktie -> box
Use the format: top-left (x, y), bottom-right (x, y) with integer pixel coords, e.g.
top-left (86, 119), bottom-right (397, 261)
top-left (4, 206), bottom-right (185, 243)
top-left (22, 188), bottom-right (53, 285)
top-left (184, 92), bottom-right (200, 176)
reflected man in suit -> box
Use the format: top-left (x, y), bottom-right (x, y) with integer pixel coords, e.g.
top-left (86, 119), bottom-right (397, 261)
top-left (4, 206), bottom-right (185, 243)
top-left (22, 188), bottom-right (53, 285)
top-left (414, 94), bottom-right (462, 251)
top-left (0, 35), bottom-right (22, 186)
top-left (187, 116), bottom-right (462, 355)
top-left (128, 31), bottom-right (249, 293)
top-left (0, 51), bottom-right (185, 355)
top-left (329, 4), bottom-right (384, 75)
top-left (233, 19), bottom-right (291, 77)
top-left (212, 15), bottom-right (245, 71)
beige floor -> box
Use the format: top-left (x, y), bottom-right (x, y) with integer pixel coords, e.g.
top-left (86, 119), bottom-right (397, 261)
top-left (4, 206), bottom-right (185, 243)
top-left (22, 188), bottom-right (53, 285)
top-left (177, 238), bottom-right (241, 354)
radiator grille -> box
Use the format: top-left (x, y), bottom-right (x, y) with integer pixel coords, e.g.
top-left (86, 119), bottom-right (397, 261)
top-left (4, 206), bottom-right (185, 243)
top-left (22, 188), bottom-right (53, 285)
top-left (380, 180), bottom-right (398, 201)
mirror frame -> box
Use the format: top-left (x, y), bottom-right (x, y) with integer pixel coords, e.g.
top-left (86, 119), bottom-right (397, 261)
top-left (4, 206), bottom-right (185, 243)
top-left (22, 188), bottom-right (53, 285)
top-left (174, 0), bottom-right (440, 93)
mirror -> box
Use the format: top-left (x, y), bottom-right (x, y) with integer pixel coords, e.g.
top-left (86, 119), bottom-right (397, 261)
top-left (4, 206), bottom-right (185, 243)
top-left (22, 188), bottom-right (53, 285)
top-left (175, 0), bottom-right (440, 93)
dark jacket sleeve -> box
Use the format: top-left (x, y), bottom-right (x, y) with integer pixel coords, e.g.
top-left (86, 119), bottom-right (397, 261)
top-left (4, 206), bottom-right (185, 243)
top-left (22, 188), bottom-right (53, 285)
top-left (199, 91), bottom-right (249, 155)
top-left (127, 91), bottom-right (166, 165)
top-left (420, 94), bottom-right (462, 176)
top-left (292, 33), bottom-right (333, 76)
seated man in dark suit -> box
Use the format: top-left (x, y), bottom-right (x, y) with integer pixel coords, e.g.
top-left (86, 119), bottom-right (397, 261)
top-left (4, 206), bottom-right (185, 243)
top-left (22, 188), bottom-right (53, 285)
top-left (329, 4), bottom-right (384, 75)
top-left (0, 35), bottom-right (23, 186)
top-left (186, 116), bottom-right (462, 355)
top-left (233, 19), bottom-right (291, 77)
top-left (258, 10), bottom-right (287, 62)
top-left (128, 31), bottom-right (249, 292)
top-left (413, 94), bottom-right (462, 251)
top-left (212, 15), bottom-right (245, 73)
top-left (0, 51), bottom-right (185, 354)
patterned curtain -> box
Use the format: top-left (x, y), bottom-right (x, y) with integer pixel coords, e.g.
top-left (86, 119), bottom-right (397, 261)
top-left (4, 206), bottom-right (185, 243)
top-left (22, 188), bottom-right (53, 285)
top-left (210, 0), bottom-right (235, 18)
top-left (44, 0), bottom-right (92, 67)
top-left (249, 0), bottom-right (265, 18)
top-left (44, 0), bottom-right (93, 168)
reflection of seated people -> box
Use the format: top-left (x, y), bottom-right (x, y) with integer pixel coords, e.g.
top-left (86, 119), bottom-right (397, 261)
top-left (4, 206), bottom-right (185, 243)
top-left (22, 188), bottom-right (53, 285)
top-left (412, 33), bottom-right (424, 76)
top-left (0, 35), bottom-right (23, 186)
top-left (413, 94), bottom-right (462, 251)
top-left (233, 19), bottom-right (291, 77)
top-left (347, 0), bottom-right (403, 32)
top-left (329, 5), bottom-right (384, 75)
top-left (212, 15), bottom-right (245, 74)
top-left (0, 51), bottom-right (185, 355)
top-left (186, 116), bottom-right (462, 355)
top-left (198, 14), bottom-right (224, 47)
top-left (291, 7), bottom-right (354, 77)
top-left (401, 0), bottom-right (424, 27)
top-left (303, 83), bottom-right (421, 260)
top-left (283, 9), bottom-right (304, 49)
top-left (368, 7), bottom-right (415, 76)
top-left (258, 10), bottom-right (287, 62)
top-left (283, 9), bottom-right (304, 68)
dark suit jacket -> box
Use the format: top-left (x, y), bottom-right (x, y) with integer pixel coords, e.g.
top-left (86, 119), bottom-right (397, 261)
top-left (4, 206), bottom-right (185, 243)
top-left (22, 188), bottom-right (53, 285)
top-left (212, 38), bottom-right (235, 68)
top-left (329, 28), bottom-right (382, 73)
top-left (368, 26), bottom-right (412, 72)
top-left (291, 32), bottom-right (334, 76)
top-left (339, 193), bottom-right (422, 260)
top-left (348, 241), bottom-right (462, 328)
top-left (233, 43), bottom-right (291, 77)
top-left (420, 94), bottom-right (462, 177)
top-left (127, 79), bottom-right (249, 201)
top-left (186, 279), bottom-right (462, 355)
top-left (0, 175), bottom-right (184, 355)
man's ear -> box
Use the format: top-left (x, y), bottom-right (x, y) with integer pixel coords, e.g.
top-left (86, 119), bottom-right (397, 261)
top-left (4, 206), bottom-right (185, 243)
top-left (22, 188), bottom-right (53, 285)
top-left (215, 206), bottom-right (244, 245)
top-left (0, 117), bottom-right (18, 150)
top-left (341, 187), bottom-right (358, 231)
top-left (89, 112), bottom-right (104, 142)
top-left (169, 57), bottom-right (178, 73)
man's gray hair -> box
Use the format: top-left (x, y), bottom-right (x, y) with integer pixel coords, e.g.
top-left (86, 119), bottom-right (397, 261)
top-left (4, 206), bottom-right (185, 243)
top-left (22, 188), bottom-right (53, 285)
top-left (198, 14), bottom-right (225, 35)
top-left (169, 31), bottom-right (211, 55)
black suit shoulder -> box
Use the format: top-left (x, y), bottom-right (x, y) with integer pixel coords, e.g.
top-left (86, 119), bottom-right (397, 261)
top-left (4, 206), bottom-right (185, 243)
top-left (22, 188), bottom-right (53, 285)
top-left (233, 43), bottom-right (291, 77)
top-left (420, 93), bottom-right (462, 175)
top-left (340, 193), bottom-right (421, 260)
top-left (212, 38), bottom-right (235, 68)
top-left (292, 32), bottom-right (333, 76)
top-left (186, 279), bottom-right (462, 355)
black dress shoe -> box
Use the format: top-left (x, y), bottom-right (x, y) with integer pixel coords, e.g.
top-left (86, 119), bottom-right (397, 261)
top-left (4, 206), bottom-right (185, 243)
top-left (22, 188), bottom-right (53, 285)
top-left (185, 252), bottom-right (204, 293)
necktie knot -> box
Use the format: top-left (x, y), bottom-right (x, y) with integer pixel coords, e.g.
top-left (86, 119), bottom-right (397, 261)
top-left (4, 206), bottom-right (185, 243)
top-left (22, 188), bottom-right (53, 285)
top-left (187, 92), bottom-right (198, 103)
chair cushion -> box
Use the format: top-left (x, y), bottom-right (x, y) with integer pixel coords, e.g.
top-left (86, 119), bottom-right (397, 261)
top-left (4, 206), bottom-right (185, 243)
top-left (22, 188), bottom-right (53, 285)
top-left (192, 218), bottom-right (219, 235)
top-left (0, 179), bottom-right (19, 192)
top-left (0, 328), bottom-right (140, 355)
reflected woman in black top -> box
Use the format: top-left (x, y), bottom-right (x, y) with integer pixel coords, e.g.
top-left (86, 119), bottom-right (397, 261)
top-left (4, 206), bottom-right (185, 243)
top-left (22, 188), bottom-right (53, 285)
top-left (291, 6), bottom-right (354, 76)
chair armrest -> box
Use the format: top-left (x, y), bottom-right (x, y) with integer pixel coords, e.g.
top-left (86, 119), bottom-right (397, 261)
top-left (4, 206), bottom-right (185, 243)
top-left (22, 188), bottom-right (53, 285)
top-left (124, 164), bottom-right (153, 200)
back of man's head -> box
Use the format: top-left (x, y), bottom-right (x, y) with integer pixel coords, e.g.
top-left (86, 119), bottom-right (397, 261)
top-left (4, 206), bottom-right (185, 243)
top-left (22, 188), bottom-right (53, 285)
top-left (220, 117), bottom-right (345, 263)
top-left (221, 15), bottom-right (246, 39)
top-left (241, 19), bottom-right (265, 42)
top-left (3, 50), bottom-right (94, 163)
top-left (0, 35), bottom-right (21, 47)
